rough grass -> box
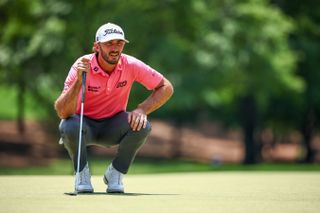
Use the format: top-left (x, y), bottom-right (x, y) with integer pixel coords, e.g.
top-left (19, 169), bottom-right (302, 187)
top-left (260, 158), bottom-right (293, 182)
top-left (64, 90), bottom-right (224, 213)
top-left (1, 172), bottom-right (320, 213)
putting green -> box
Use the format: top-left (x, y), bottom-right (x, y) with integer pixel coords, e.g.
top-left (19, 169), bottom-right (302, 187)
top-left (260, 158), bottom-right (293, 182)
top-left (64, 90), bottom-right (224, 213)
top-left (1, 172), bottom-right (319, 213)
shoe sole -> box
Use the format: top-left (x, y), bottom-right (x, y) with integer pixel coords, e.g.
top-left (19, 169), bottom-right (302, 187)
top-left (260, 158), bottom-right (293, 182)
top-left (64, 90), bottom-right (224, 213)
top-left (76, 188), bottom-right (94, 193)
top-left (103, 175), bottom-right (124, 193)
top-left (76, 185), bottom-right (94, 193)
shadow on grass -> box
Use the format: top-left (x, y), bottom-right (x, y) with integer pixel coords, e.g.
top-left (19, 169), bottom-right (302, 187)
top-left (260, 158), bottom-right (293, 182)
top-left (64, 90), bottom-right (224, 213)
top-left (64, 192), bottom-right (179, 196)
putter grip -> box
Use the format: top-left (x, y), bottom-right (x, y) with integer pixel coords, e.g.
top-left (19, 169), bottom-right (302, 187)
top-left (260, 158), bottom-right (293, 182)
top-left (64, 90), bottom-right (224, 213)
top-left (81, 72), bottom-right (86, 102)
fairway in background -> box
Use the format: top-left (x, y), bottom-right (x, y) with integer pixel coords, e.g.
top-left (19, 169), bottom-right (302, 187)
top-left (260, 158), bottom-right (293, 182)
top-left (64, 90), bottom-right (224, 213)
top-left (1, 158), bottom-right (320, 175)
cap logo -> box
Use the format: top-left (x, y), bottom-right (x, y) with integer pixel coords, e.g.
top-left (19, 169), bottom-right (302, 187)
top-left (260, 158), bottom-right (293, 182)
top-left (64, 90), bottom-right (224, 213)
top-left (96, 23), bottom-right (129, 43)
top-left (103, 28), bottom-right (123, 36)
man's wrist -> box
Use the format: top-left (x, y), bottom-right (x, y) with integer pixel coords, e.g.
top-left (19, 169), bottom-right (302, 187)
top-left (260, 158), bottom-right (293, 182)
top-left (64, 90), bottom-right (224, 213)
top-left (137, 104), bottom-right (148, 115)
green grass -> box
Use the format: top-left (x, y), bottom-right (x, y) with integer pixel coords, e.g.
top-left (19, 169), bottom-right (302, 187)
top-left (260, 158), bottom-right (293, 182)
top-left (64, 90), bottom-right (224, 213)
top-left (0, 86), bottom-right (48, 120)
top-left (1, 172), bottom-right (320, 213)
top-left (0, 86), bottom-right (17, 119)
top-left (1, 159), bottom-right (320, 213)
top-left (1, 157), bottom-right (320, 175)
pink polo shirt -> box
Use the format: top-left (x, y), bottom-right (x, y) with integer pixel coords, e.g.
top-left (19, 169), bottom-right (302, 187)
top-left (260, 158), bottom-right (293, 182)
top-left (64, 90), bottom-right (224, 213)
top-left (63, 53), bottom-right (163, 119)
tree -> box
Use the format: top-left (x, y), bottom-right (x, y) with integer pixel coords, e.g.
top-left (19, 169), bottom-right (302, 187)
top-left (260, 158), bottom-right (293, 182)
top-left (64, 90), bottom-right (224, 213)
top-left (1, 0), bottom-right (309, 164)
top-left (0, 0), bottom-right (69, 131)
top-left (271, 0), bottom-right (320, 162)
top-left (193, 0), bottom-right (304, 164)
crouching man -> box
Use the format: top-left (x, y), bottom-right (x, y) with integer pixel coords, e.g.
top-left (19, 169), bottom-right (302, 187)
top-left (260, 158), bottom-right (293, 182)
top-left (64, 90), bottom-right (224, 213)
top-left (54, 23), bottom-right (173, 193)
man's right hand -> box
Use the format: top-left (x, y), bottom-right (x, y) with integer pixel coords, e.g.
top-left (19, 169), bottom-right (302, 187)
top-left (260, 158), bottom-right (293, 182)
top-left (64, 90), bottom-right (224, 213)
top-left (54, 56), bottom-right (91, 119)
top-left (76, 57), bottom-right (91, 82)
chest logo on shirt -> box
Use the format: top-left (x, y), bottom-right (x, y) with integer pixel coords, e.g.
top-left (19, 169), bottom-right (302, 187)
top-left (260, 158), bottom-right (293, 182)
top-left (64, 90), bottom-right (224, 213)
top-left (88, 85), bottom-right (101, 92)
top-left (116, 80), bottom-right (127, 88)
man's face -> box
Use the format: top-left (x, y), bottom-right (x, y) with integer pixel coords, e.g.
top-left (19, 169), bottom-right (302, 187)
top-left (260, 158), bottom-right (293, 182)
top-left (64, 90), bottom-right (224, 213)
top-left (97, 40), bottom-right (125, 64)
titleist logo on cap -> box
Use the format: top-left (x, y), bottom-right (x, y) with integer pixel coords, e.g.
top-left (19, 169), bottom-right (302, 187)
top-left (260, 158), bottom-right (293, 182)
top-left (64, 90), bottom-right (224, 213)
top-left (104, 29), bottom-right (124, 36)
top-left (95, 23), bottom-right (129, 43)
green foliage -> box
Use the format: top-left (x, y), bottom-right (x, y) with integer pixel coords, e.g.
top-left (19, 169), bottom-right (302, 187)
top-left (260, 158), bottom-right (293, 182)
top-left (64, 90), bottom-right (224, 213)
top-left (0, 0), bottom-right (70, 121)
top-left (266, 0), bottom-right (320, 132)
top-left (0, 0), bottom-right (318, 136)
top-left (194, 0), bottom-right (303, 111)
top-left (0, 0), bottom-right (69, 66)
top-left (0, 86), bottom-right (48, 119)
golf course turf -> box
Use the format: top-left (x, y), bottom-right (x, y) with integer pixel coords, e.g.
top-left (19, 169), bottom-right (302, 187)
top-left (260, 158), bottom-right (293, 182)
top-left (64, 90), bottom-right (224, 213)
top-left (1, 172), bottom-right (319, 213)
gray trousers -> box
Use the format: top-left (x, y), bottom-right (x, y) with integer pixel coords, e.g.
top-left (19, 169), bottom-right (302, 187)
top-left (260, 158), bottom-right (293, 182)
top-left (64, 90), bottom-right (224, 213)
top-left (59, 111), bottom-right (151, 174)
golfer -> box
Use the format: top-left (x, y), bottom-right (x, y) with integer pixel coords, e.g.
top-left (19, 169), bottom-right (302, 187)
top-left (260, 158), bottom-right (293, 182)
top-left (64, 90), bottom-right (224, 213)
top-left (54, 22), bottom-right (174, 193)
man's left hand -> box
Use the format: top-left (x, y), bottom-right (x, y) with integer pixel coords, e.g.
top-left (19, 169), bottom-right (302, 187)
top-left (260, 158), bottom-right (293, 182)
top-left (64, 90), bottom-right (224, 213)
top-left (128, 109), bottom-right (147, 131)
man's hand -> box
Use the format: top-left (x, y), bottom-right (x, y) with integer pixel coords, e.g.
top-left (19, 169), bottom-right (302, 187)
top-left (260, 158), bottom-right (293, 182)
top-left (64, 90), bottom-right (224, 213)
top-left (76, 57), bottom-right (91, 82)
top-left (54, 56), bottom-right (91, 119)
top-left (128, 108), bottom-right (148, 131)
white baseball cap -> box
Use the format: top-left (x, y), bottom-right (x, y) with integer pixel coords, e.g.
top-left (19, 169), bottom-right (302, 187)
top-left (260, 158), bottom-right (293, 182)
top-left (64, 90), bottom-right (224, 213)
top-left (95, 23), bottom-right (129, 43)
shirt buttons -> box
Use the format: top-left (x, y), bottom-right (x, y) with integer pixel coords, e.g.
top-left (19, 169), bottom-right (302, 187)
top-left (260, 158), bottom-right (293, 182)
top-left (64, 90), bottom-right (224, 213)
top-left (106, 87), bottom-right (111, 95)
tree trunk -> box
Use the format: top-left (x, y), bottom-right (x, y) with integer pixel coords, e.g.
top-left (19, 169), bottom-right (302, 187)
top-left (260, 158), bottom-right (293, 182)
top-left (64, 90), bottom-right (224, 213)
top-left (239, 95), bottom-right (258, 164)
top-left (301, 107), bottom-right (316, 163)
top-left (17, 76), bottom-right (26, 134)
top-left (171, 120), bottom-right (183, 158)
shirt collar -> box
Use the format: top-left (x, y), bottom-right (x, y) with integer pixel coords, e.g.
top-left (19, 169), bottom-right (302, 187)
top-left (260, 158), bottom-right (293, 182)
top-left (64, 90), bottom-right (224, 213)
top-left (91, 53), bottom-right (123, 76)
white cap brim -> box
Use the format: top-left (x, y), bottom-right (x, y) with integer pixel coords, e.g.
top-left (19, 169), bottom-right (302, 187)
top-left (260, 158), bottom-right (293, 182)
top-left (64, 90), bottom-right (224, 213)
top-left (97, 36), bottom-right (129, 43)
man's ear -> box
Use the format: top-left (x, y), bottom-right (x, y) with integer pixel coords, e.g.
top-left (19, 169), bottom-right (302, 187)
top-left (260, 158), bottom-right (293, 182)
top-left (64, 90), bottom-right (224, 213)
top-left (92, 42), bottom-right (99, 53)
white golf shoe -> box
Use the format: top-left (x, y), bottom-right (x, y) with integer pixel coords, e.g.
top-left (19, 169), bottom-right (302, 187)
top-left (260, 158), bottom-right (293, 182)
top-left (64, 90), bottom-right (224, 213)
top-left (103, 164), bottom-right (124, 193)
top-left (75, 163), bottom-right (94, 193)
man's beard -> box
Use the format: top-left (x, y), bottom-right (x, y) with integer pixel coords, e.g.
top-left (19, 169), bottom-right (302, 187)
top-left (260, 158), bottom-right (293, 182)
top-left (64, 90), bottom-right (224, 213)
top-left (100, 47), bottom-right (120, 65)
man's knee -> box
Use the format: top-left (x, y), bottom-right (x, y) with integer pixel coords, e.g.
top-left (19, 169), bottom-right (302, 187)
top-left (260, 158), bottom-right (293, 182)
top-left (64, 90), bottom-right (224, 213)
top-left (132, 120), bottom-right (152, 138)
top-left (59, 117), bottom-right (80, 138)
top-left (143, 121), bottom-right (152, 135)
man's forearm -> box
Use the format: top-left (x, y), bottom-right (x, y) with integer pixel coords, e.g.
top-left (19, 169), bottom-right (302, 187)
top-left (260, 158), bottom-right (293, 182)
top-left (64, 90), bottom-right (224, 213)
top-left (137, 78), bottom-right (174, 115)
top-left (54, 80), bottom-right (82, 119)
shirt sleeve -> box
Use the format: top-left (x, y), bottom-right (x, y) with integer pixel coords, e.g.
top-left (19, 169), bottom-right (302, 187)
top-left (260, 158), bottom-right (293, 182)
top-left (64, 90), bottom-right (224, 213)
top-left (62, 62), bottom-right (78, 94)
top-left (132, 58), bottom-right (163, 90)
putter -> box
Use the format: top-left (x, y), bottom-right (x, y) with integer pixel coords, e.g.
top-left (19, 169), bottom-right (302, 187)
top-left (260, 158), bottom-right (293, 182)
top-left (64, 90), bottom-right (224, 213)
top-left (66, 72), bottom-right (86, 196)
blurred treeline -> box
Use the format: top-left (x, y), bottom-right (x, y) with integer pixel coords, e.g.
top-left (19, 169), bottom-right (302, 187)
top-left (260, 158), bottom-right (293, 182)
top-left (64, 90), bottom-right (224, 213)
top-left (0, 0), bottom-right (319, 164)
